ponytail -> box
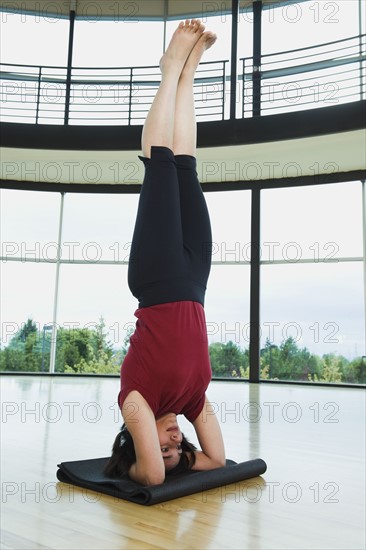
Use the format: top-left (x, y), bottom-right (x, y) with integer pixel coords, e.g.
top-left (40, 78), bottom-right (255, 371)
top-left (104, 424), bottom-right (136, 478)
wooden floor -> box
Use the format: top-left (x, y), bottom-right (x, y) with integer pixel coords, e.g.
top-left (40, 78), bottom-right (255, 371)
top-left (1, 375), bottom-right (365, 550)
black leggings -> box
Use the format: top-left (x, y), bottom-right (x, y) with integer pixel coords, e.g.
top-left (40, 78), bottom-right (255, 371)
top-left (128, 146), bottom-right (212, 308)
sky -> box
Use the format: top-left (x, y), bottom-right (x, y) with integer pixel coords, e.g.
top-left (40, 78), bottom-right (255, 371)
top-left (0, 1), bottom-right (365, 361)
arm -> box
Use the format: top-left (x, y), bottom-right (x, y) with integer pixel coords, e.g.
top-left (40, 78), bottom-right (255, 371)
top-left (191, 396), bottom-right (226, 471)
top-left (121, 391), bottom-right (165, 486)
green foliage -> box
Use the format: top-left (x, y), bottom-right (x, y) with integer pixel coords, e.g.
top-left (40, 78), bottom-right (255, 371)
top-left (0, 317), bottom-right (124, 374)
top-left (1, 319), bottom-right (44, 371)
top-left (341, 357), bottom-right (366, 384)
top-left (259, 337), bottom-right (321, 382)
top-left (56, 317), bottom-right (119, 374)
top-left (209, 341), bottom-right (249, 378)
top-left (0, 318), bottom-right (364, 385)
top-left (209, 336), bottom-right (364, 385)
top-left (63, 344), bottom-right (120, 374)
top-left (308, 354), bottom-right (345, 383)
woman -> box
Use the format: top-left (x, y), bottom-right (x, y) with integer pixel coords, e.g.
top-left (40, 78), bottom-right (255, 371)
top-left (105, 19), bottom-right (226, 486)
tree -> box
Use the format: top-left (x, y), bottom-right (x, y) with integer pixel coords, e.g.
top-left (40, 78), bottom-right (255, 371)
top-left (260, 337), bottom-right (321, 381)
top-left (58, 317), bottom-right (122, 374)
top-left (309, 354), bottom-right (344, 383)
top-left (260, 339), bottom-right (280, 380)
top-left (63, 342), bottom-right (120, 374)
top-left (2, 319), bottom-right (42, 371)
top-left (16, 319), bottom-right (38, 343)
top-left (91, 317), bottom-right (114, 362)
top-left (342, 356), bottom-right (365, 384)
top-left (209, 341), bottom-right (249, 378)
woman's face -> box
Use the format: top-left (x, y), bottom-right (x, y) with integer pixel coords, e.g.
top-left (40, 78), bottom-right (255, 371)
top-left (155, 413), bottom-right (183, 471)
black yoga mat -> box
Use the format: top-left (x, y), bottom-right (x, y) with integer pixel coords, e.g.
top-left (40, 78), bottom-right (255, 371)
top-left (56, 457), bottom-right (267, 505)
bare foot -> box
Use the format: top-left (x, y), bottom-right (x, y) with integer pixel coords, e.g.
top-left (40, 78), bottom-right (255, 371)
top-left (181, 31), bottom-right (218, 78)
top-left (159, 19), bottom-right (205, 76)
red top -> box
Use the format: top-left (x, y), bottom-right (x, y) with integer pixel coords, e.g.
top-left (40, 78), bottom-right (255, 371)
top-left (118, 301), bottom-right (212, 422)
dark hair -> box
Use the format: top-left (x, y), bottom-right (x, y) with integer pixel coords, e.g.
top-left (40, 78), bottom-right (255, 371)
top-left (104, 423), bottom-right (197, 479)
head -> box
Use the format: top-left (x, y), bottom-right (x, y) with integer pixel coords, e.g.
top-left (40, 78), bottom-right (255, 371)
top-left (104, 415), bottom-right (196, 479)
top-left (155, 412), bottom-right (186, 472)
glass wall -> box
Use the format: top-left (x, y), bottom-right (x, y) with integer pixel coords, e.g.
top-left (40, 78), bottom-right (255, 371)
top-left (262, 0), bottom-right (360, 54)
top-left (0, 11), bottom-right (69, 123)
top-left (0, 1), bottom-right (364, 122)
top-left (56, 193), bottom-right (139, 373)
top-left (259, 0), bottom-right (364, 115)
top-left (0, 1), bottom-right (365, 384)
top-left (0, 187), bottom-right (253, 378)
top-left (0, 10), bottom-right (69, 66)
top-left (73, 20), bottom-right (164, 67)
top-left (260, 181), bottom-right (365, 384)
top-left (205, 190), bottom-right (252, 379)
top-left (0, 181), bottom-right (364, 385)
top-left (0, 189), bottom-right (60, 372)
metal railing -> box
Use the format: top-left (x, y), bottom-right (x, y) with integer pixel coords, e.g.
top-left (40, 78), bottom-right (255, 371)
top-left (0, 64), bottom-right (68, 124)
top-left (0, 60), bottom-right (228, 124)
top-left (241, 34), bottom-right (366, 116)
top-left (0, 35), bottom-right (365, 124)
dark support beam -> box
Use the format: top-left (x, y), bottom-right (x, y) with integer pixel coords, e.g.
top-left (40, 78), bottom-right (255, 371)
top-left (64, 9), bottom-right (76, 125)
top-left (249, 187), bottom-right (261, 382)
top-left (230, 0), bottom-right (240, 119)
top-left (253, 0), bottom-right (262, 116)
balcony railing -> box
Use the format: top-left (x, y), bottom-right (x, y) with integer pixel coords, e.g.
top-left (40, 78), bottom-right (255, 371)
top-left (0, 34), bottom-right (365, 125)
top-left (241, 34), bottom-right (366, 116)
top-left (0, 60), bottom-right (228, 125)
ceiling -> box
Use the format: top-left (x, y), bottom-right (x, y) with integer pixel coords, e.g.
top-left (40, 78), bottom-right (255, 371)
top-left (0, 0), bottom-right (309, 19)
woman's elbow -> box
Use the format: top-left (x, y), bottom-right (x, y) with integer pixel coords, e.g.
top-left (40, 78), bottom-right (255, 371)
top-left (219, 457), bottom-right (227, 468)
top-left (129, 463), bottom-right (165, 486)
top-left (210, 447), bottom-right (226, 469)
top-left (144, 471), bottom-right (165, 486)
top-left (212, 456), bottom-right (226, 469)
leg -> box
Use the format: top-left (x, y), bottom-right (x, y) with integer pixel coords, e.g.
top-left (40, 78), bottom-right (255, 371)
top-left (128, 25), bottom-right (217, 306)
top-left (173, 33), bottom-right (218, 287)
top-left (128, 149), bottom-right (211, 307)
top-left (128, 20), bottom-right (205, 304)
top-left (176, 154), bottom-right (213, 290)
top-left (141, 19), bottom-right (204, 158)
top-left (173, 31), bottom-right (217, 156)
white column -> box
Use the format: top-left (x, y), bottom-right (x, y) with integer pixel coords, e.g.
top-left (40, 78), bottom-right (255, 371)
top-left (49, 192), bottom-right (65, 373)
top-left (362, 180), bottom-right (366, 355)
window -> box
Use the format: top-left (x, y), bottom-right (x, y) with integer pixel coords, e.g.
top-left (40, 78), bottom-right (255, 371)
top-left (205, 190), bottom-right (251, 378)
top-left (251, 0), bottom-right (365, 115)
top-left (56, 263), bottom-right (136, 373)
top-left (0, 189), bottom-right (60, 250)
top-left (61, 193), bottom-right (138, 262)
top-left (0, 12), bottom-right (69, 123)
top-left (260, 261), bottom-right (365, 383)
top-left (0, 189), bottom-right (61, 371)
top-left (0, 261), bottom-right (57, 372)
top-left (261, 182), bottom-right (363, 261)
top-left (0, 11), bottom-right (69, 66)
top-left (73, 19), bottom-right (164, 67)
top-left (260, 181), bottom-right (365, 384)
top-left (262, 0), bottom-right (360, 54)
